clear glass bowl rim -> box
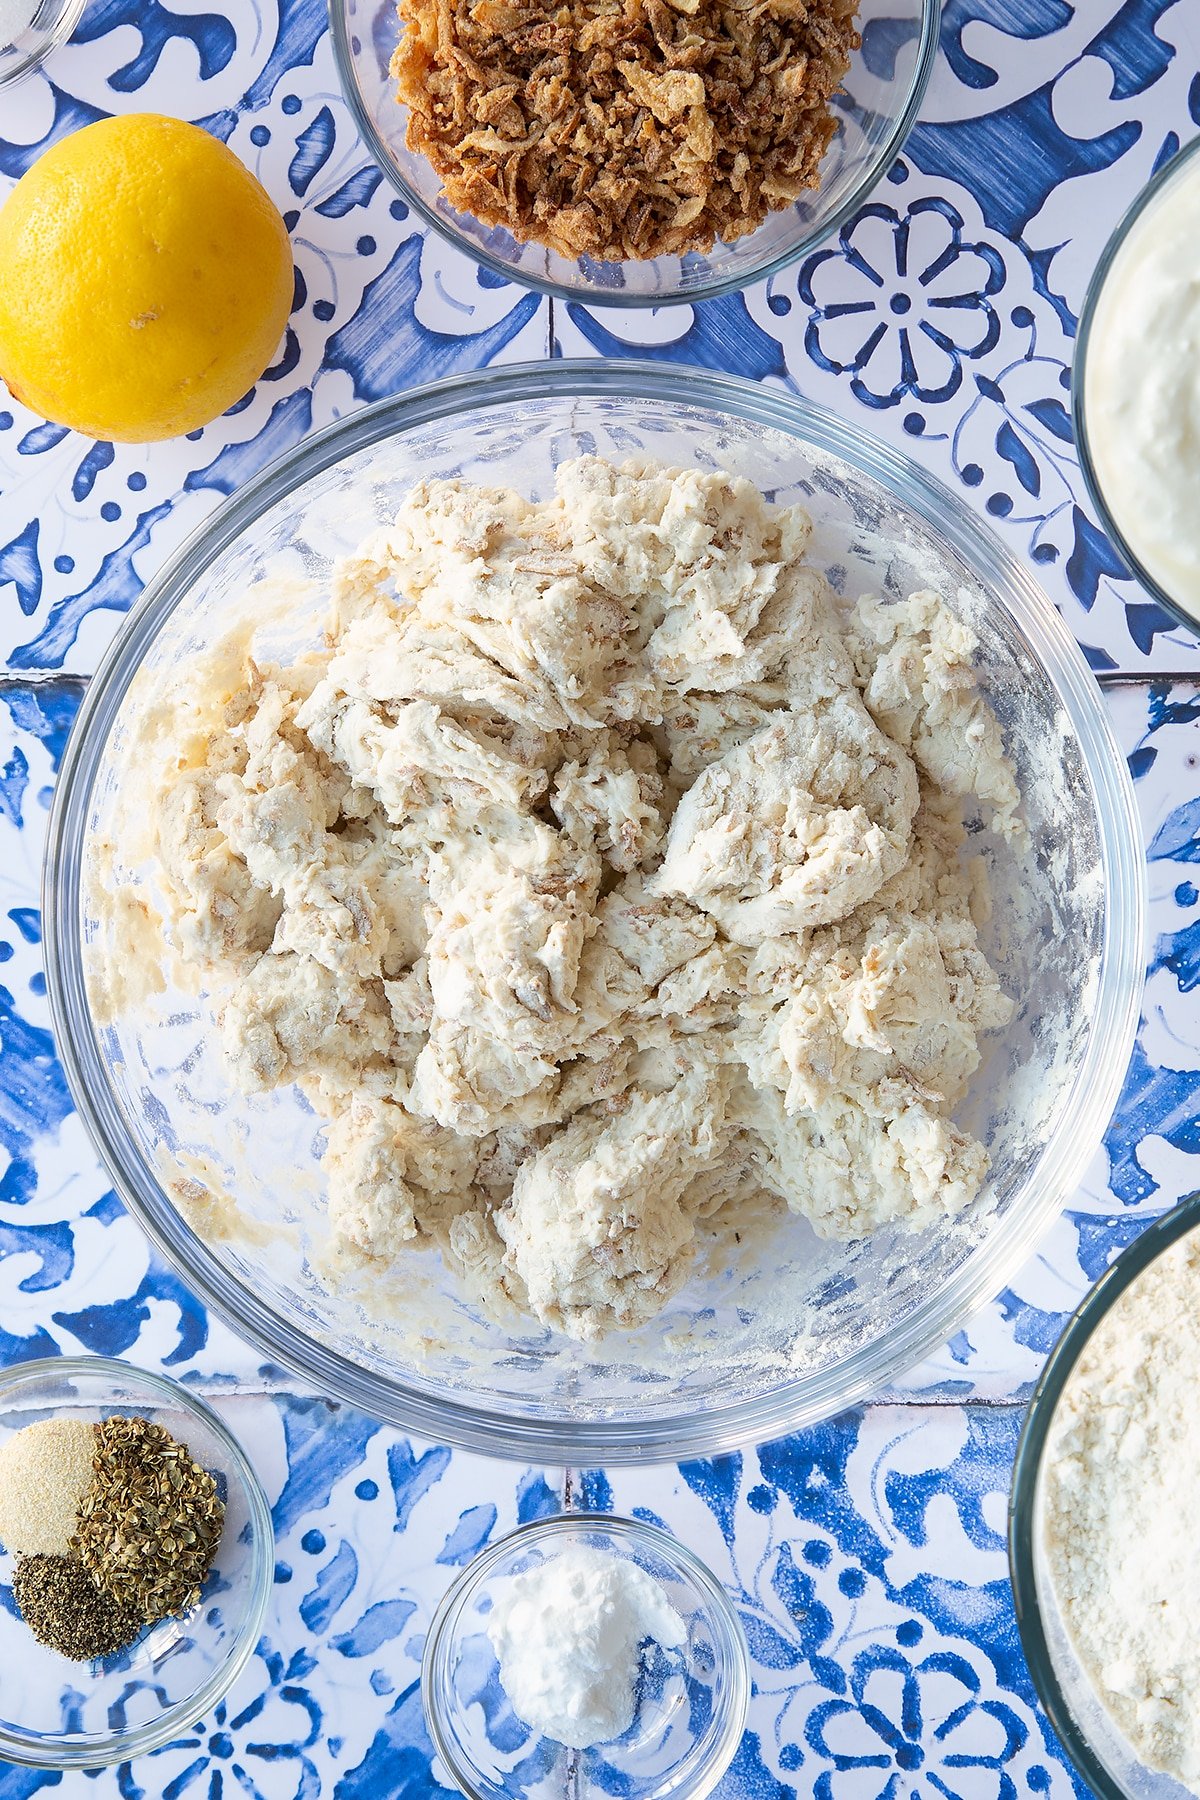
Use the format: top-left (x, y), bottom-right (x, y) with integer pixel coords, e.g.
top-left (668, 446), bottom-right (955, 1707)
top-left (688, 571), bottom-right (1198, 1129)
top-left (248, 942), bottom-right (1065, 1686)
top-left (326, 0), bottom-right (941, 307)
top-left (420, 1510), bottom-right (752, 1800)
top-left (42, 357), bottom-right (1146, 1464)
top-left (1072, 131), bottom-right (1200, 638)
top-left (0, 0), bottom-right (88, 89)
top-left (0, 1354), bottom-right (274, 1770)
top-left (1007, 1191), bottom-right (1200, 1800)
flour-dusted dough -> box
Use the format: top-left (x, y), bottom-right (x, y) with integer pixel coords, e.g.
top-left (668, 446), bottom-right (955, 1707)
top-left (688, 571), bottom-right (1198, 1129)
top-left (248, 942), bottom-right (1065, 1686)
top-left (146, 458), bottom-right (1018, 1339)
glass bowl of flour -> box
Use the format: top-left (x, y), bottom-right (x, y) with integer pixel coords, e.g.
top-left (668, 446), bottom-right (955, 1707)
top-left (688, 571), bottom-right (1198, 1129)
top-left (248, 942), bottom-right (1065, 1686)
top-left (1010, 1194), bottom-right (1200, 1800)
top-left (43, 361), bottom-right (1144, 1461)
top-left (422, 1514), bottom-right (749, 1800)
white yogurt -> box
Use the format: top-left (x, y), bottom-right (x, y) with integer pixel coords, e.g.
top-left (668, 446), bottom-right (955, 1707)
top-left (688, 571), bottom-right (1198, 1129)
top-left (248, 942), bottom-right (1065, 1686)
top-left (486, 1544), bottom-right (686, 1749)
top-left (1083, 149), bottom-right (1200, 619)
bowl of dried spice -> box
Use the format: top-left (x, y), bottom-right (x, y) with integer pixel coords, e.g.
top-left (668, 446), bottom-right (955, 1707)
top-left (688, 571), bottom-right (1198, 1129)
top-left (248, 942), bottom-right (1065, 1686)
top-left (0, 1357), bottom-right (272, 1768)
top-left (330, 0), bottom-right (940, 305)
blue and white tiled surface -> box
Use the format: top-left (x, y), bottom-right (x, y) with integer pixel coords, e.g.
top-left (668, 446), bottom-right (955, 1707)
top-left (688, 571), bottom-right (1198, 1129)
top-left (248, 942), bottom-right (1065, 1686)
top-left (3, 2), bottom-right (1200, 1794)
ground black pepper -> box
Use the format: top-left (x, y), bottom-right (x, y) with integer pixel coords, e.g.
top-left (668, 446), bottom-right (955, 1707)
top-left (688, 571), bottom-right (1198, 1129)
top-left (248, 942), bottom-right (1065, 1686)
top-left (12, 1553), bottom-right (141, 1662)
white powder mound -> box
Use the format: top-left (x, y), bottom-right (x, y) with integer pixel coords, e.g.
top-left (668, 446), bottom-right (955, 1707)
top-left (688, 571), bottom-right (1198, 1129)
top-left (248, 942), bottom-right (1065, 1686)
top-left (486, 1544), bottom-right (686, 1748)
top-left (1042, 1232), bottom-right (1200, 1790)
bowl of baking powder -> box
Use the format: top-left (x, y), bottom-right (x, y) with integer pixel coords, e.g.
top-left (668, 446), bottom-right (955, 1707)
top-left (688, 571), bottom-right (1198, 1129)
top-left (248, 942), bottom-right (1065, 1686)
top-left (422, 1512), bottom-right (749, 1800)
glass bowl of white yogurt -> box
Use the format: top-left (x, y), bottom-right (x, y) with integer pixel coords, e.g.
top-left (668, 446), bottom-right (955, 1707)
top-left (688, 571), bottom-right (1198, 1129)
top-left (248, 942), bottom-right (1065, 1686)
top-left (1074, 134), bottom-right (1200, 636)
top-left (1009, 1192), bottom-right (1200, 1800)
top-left (43, 360), bottom-right (1144, 1461)
top-left (422, 1513), bottom-right (750, 1800)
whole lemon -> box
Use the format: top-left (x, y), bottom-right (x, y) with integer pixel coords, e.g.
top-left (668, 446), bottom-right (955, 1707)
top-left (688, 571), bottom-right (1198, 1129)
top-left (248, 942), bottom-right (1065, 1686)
top-left (0, 114), bottom-right (294, 443)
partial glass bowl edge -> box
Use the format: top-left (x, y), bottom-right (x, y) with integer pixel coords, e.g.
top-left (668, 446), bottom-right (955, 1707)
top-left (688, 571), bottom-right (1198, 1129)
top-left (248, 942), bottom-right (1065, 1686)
top-left (1071, 132), bottom-right (1200, 640)
top-left (0, 0), bottom-right (86, 89)
top-left (1008, 1192), bottom-right (1200, 1800)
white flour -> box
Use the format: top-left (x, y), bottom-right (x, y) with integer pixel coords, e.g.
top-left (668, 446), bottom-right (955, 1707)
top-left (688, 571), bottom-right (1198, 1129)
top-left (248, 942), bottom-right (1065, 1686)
top-left (1042, 1232), bottom-right (1200, 1790)
top-left (486, 1544), bottom-right (686, 1748)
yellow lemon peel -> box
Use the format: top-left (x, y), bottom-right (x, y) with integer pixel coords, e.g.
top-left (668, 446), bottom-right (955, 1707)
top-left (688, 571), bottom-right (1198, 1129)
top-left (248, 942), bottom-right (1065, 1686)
top-left (0, 114), bottom-right (294, 443)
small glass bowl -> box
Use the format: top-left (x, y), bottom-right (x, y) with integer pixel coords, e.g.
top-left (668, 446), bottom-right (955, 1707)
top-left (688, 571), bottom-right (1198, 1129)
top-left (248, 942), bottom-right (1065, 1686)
top-left (422, 1514), bottom-right (750, 1800)
top-left (0, 1357), bottom-right (273, 1769)
top-left (0, 0), bottom-right (85, 89)
top-left (330, 0), bottom-right (940, 306)
top-left (1009, 1194), bottom-right (1200, 1800)
top-left (1072, 134), bottom-right (1200, 637)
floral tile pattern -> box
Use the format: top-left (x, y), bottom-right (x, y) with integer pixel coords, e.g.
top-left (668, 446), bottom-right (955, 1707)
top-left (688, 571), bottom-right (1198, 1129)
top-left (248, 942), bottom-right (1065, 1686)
top-left (3, 0), bottom-right (1200, 1793)
top-left (575, 1412), bottom-right (1083, 1800)
top-left (799, 197), bottom-right (1007, 410)
top-left (104, 1395), bottom-right (562, 1800)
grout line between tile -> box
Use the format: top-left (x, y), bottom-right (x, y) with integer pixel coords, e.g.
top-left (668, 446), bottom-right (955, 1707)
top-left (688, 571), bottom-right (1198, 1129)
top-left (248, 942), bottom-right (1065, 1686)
top-left (0, 671), bottom-right (89, 690)
top-left (77, 1381), bottom-right (1034, 1412)
top-left (1, 669), bottom-right (1194, 695)
top-left (878, 1392), bottom-right (1030, 1407)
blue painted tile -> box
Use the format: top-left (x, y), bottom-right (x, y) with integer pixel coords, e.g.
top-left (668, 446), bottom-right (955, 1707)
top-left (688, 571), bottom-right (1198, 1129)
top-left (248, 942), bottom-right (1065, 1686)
top-left (576, 1412), bottom-right (1083, 1800)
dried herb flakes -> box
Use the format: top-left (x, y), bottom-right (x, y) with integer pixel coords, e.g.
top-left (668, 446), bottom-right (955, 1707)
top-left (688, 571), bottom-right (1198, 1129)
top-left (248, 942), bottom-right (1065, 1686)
top-left (72, 1415), bottom-right (224, 1623)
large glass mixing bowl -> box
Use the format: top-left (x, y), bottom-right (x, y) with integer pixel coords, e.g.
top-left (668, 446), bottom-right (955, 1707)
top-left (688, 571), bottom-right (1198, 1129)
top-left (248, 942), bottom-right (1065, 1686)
top-left (44, 363), bottom-right (1144, 1462)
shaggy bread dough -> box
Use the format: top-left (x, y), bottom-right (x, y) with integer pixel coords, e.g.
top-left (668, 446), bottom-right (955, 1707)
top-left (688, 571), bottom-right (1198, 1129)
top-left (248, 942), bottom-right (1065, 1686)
top-left (146, 457), bottom-right (1018, 1339)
